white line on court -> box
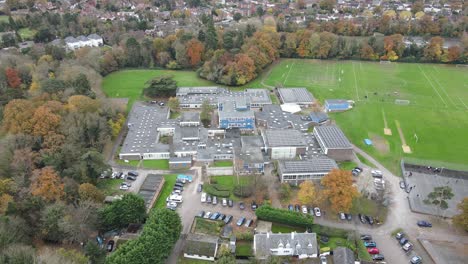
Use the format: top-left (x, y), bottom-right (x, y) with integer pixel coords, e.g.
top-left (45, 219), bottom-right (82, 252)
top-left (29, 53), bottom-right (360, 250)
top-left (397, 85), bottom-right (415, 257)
top-left (430, 73), bottom-right (459, 109)
top-left (458, 98), bottom-right (468, 110)
top-left (283, 61), bottom-right (295, 85)
top-left (418, 65), bottom-right (447, 108)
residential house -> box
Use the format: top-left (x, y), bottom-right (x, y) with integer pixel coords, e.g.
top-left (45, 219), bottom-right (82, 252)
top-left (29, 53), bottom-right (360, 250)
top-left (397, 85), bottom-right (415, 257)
top-left (333, 247), bottom-right (355, 264)
top-left (253, 232), bottom-right (318, 259)
top-left (184, 234), bottom-right (219, 261)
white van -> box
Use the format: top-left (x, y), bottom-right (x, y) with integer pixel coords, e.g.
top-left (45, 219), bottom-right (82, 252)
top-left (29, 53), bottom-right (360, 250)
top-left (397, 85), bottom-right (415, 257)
top-left (168, 195), bottom-right (183, 203)
top-left (201, 192), bottom-right (207, 203)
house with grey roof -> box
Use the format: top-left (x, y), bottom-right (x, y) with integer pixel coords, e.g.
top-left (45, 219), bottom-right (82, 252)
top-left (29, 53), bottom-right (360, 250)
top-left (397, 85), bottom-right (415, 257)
top-left (184, 233), bottom-right (219, 261)
top-left (313, 125), bottom-right (353, 161)
top-left (277, 88), bottom-right (315, 106)
top-left (262, 129), bottom-right (307, 159)
top-left (253, 232), bottom-right (318, 259)
top-left (278, 158), bottom-right (338, 184)
top-left (180, 112), bottom-right (200, 127)
top-left (333, 247), bottom-right (355, 264)
top-left (63, 34), bottom-right (103, 50)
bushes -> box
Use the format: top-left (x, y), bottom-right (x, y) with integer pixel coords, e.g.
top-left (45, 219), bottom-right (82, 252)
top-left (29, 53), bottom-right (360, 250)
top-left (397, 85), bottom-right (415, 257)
top-left (203, 184), bottom-right (230, 197)
top-left (255, 206), bottom-right (314, 227)
top-left (233, 185), bottom-right (253, 197)
top-left (311, 225), bottom-right (349, 238)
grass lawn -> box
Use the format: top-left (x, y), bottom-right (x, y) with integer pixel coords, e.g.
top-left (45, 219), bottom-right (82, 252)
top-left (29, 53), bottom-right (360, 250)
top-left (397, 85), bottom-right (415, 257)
top-left (319, 236), bottom-right (354, 250)
top-left (271, 223), bottom-right (306, 233)
top-left (142, 159), bottom-right (169, 170)
top-left (18, 28), bottom-right (36, 40)
top-left (170, 111), bottom-right (181, 119)
top-left (116, 159), bottom-right (140, 167)
top-left (209, 175), bottom-right (253, 200)
top-left (153, 174), bottom-right (177, 208)
top-left (102, 69), bottom-right (215, 106)
top-left (269, 93), bottom-right (279, 104)
top-left (350, 196), bottom-right (387, 223)
top-left (193, 218), bottom-right (222, 236)
top-left (96, 179), bottom-right (125, 196)
top-left (338, 161), bottom-right (358, 170)
top-left (246, 59), bottom-right (468, 175)
top-left (0, 16), bottom-right (8, 23)
top-left (235, 241), bottom-right (253, 257)
top-left (212, 160), bottom-right (233, 167)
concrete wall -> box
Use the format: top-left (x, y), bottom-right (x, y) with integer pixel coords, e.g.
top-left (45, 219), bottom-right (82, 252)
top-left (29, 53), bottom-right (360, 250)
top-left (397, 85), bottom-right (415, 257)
top-left (327, 149), bottom-right (354, 161)
top-left (207, 167), bottom-right (233, 176)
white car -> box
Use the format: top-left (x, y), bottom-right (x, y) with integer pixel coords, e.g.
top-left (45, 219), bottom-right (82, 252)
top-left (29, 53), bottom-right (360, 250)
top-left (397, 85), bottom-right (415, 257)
top-left (222, 198), bottom-right (227, 206)
top-left (201, 192), bottom-right (207, 203)
top-left (301, 205), bottom-right (308, 214)
top-left (119, 185), bottom-right (129, 190)
top-left (204, 212), bottom-right (212, 219)
top-left (166, 201), bottom-right (177, 208)
top-left (111, 172), bottom-right (118, 179)
top-left (320, 256), bottom-right (327, 264)
top-left (314, 207), bottom-right (321, 217)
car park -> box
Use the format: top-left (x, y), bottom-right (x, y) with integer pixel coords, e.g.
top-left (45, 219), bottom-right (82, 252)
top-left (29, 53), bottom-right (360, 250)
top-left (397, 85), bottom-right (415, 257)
top-left (364, 241), bottom-right (376, 247)
top-left (251, 201), bottom-right (258, 210)
top-left (339, 212), bottom-right (346, 220)
top-left (197, 211), bottom-right (205, 218)
top-left (204, 212), bottom-right (211, 219)
top-left (228, 199), bottom-right (233, 207)
top-left (173, 186), bottom-right (183, 192)
top-left (197, 184), bottom-right (203, 192)
top-left (371, 170), bottom-right (383, 178)
top-left (417, 220), bottom-right (432, 227)
top-left (301, 205), bottom-right (308, 214)
top-left (207, 195), bottom-right (212, 203)
top-left (288, 204), bottom-right (293, 211)
top-left (314, 207), bottom-right (321, 217)
top-left (118, 172), bottom-right (125, 179)
top-left (176, 179), bottom-right (186, 184)
top-left (402, 242), bottom-right (413, 252)
top-left (106, 240), bottom-right (115, 252)
top-left (222, 198), bottom-right (227, 206)
top-left (128, 171), bottom-right (138, 177)
top-left (360, 235), bottom-right (372, 240)
top-left (212, 196), bottom-right (218, 205)
top-left (174, 183), bottom-right (184, 188)
top-left (372, 254), bottom-right (385, 261)
top-left (410, 256), bottom-right (422, 264)
top-left (239, 202), bottom-right (245, 210)
top-left (245, 219), bottom-right (253, 227)
top-left (236, 217), bottom-right (246, 226)
top-left (365, 215), bottom-right (374, 225)
top-left (210, 212), bottom-right (220, 220)
top-left (224, 215), bottom-right (233, 224)
top-left (367, 248), bottom-right (379, 254)
top-left (172, 189), bottom-right (182, 195)
top-left (201, 192), bottom-right (207, 203)
top-left (167, 205), bottom-right (176, 211)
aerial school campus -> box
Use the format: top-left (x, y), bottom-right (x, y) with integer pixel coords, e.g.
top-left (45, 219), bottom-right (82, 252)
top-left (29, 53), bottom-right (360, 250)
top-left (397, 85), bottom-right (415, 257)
top-left (102, 59), bottom-right (468, 263)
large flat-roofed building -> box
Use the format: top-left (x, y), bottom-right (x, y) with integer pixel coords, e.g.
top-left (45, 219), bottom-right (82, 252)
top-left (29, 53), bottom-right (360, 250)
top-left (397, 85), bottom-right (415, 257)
top-left (278, 158), bottom-right (338, 184)
top-left (277, 88), bottom-right (315, 106)
top-left (253, 232), bottom-right (318, 259)
top-left (313, 125), bottom-right (353, 161)
top-left (235, 136), bottom-right (265, 175)
top-left (180, 112), bottom-right (200, 127)
top-left (262, 129), bottom-right (307, 159)
top-left (218, 96), bottom-right (255, 130)
top-left (245, 89), bottom-right (272, 108)
top-left (255, 105), bottom-right (312, 131)
top-left (119, 102), bottom-right (173, 160)
top-left (324, 99), bottom-right (352, 112)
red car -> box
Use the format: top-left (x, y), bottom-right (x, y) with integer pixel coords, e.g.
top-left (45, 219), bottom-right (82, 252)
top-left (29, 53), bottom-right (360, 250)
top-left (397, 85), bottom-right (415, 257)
top-left (367, 247), bottom-right (380, 254)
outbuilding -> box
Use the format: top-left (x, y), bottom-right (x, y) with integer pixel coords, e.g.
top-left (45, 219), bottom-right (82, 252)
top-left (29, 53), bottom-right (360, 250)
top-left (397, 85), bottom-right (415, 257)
top-left (313, 125), bottom-right (354, 161)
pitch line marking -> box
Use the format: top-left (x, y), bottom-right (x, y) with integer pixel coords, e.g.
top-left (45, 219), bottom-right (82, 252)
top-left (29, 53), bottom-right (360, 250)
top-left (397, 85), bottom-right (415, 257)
top-left (283, 61), bottom-right (295, 85)
top-left (418, 65), bottom-right (447, 108)
top-left (428, 67), bottom-right (458, 109)
top-left (458, 98), bottom-right (468, 110)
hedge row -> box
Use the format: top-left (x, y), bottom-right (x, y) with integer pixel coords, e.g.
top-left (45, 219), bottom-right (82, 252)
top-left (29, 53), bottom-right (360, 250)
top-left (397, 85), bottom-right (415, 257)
top-left (255, 206), bottom-right (314, 227)
top-left (233, 185), bottom-right (253, 197)
top-left (204, 184), bottom-right (230, 197)
top-left (211, 184), bottom-right (231, 191)
top-left (311, 225), bottom-right (349, 238)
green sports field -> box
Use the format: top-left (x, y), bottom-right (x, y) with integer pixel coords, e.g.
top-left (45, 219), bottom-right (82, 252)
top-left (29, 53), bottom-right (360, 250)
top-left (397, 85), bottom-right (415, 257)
top-left (247, 59), bottom-right (468, 173)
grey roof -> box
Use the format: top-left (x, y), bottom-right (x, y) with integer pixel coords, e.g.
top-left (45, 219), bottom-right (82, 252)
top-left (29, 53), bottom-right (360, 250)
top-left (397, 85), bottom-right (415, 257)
top-left (64, 36), bottom-right (78, 43)
top-left (138, 174), bottom-right (164, 209)
top-left (184, 233), bottom-right (219, 257)
top-left (325, 99), bottom-right (349, 105)
top-left (241, 136), bottom-right (264, 149)
top-left (176, 87), bottom-right (271, 108)
top-left (176, 86), bottom-right (220, 96)
top-left (264, 129), bottom-right (306, 148)
top-left (309, 112), bottom-right (329, 123)
top-left (245, 89), bottom-right (272, 106)
top-left (333, 247), bottom-right (355, 264)
top-left (278, 88), bottom-right (315, 104)
top-left (254, 232), bottom-right (317, 258)
top-left (120, 102), bottom-right (173, 155)
top-left (181, 112), bottom-right (200, 123)
top-left (314, 125), bottom-right (352, 149)
top-left (218, 98), bottom-right (255, 119)
top-left (87, 33), bottom-right (102, 40)
top-left (77, 35), bottom-right (88, 42)
top-left (255, 105), bottom-right (312, 131)
top-left (278, 158), bottom-right (338, 174)
top-left (169, 157), bottom-right (192, 163)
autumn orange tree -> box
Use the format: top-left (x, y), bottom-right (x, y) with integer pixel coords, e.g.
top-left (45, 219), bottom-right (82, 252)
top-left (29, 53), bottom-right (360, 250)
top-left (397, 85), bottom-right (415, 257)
top-left (79, 183), bottom-right (104, 203)
top-left (1, 99), bottom-right (36, 134)
top-left (186, 38), bottom-right (204, 67)
top-left (321, 169), bottom-right (359, 213)
top-left (31, 166), bottom-right (64, 202)
top-left (5, 67), bottom-right (22, 88)
top-left (297, 181), bottom-right (316, 206)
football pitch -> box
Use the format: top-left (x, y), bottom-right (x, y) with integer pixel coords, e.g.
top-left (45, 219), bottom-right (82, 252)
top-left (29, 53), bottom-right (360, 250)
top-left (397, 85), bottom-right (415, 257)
top-left (247, 59), bottom-right (468, 173)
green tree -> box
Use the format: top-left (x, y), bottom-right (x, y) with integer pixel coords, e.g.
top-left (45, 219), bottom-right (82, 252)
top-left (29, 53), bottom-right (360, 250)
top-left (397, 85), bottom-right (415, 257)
top-left (256, 6), bottom-right (265, 17)
top-left (143, 75), bottom-right (177, 98)
top-left (167, 97), bottom-right (180, 112)
top-left (233, 13), bottom-right (242, 22)
top-left (215, 247), bottom-right (236, 264)
top-left (84, 241), bottom-right (106, 264)
top-left (205, 20), bottom-right (218, 50)
top-left (453, 197), bottom-right (468, 231)
top-left (279, 183), bottom-right (291, 201)
top-left (80, 150), bottom-right (109, 184)
top-left (125, 38), bottom-right (142, 67)
top-left (99, 193), bottom-right (146, 230)
top-left (40, 203), bottom-right (66, 242)
top-left (423, 186), bottom-right (454, 212)
top-left (200, 99), bottom-right (212, 127)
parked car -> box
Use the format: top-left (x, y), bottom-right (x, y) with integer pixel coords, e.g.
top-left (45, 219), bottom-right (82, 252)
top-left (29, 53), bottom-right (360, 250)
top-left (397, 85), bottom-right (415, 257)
top-left (320, 255), bottom-right (327, 264)
top-left (207, 195), bottom-right (212, 204)
top-left (201, 192), bottom-right (207, 203)
top-left (364, 241), bottom-right (376, 247)
top-left (106, 240), bottom-right (115, 252)
top-left (367, 248), bottom-right (379, 254)
top-left (224, 215), bottom-right (233, 224)
top-left (395, 232), bottom-right (404, 240)
top-left (197, 211), bottom-right (205, 218)
top-left (204, 212), bottom-right (211, 219)
top-left (417, 220), bottom-right (432, 227)
top-left (372, 254), bottom-right (384, 261)
top-left (228, 199), bottom-right (233, 207)
top-left (245, 219), bottom-right (253, 227)
top-left (354, 167), bottom-right (363, 172)
top-left (301, 205), bottom-right (308, 214)
top-left (212, 196), bottom-right (218, 205)
top-left (314, 207), bottom-right (321, 217)
top-left (116, 172), bottom-right (124, 179)
top-left (251, 201), bottom-right (258, 210)
top-left (172, 190), bottom-right (182, 195)
top-left (399, 181), bottom-right (406, 189)
top-left (371, 170), bottom-right (383, 178)
top-left (174, 183), bottom-right (184, 188)
top-left (399, 237), bottom-right (409, 246)
top-left (295, 204), bottom-right (300, 212)
top-left (166, 201), bottom-right (177, 208)
top-left (210, 212), bottom-right (220, 220)
top-left (365, 215), bottom-right (374, 225)
top-left (197, 184), bottom-right (203, 193)
top-left (359, 214), bottom-right (367, 224)
top-left (173, 186), bottom-right (183, 191)
top-left (339, 212), bottom-right (346, 220)
top-left (345, 213), bottom-right (352, 221)
top-left (119, 185), bottom-right (129, 190)
top-left (236, 217), bottom-right (246, 226)
top-left (222, 198), bottom-right (228, 207)
top-left (288, 204), bottom-right (294, 211)
top-left (128, 171), bottom-right (139, 177)
top-left (352, 169), bottom-right (360, 176)
top-left (402, 242), bottom-right (413, 252)
top-left (218, 214), bottom-right (226, 221)
top-left (360, 235), bottom-right (372, 240)
top-left (176, 179), bottom-right (186, 184)
top-left (410, 256), bottom-right (422, 264)
top-left (239, 202), bottom-right (245, 210)
top-left (126, 175), bottom-right (136, 181)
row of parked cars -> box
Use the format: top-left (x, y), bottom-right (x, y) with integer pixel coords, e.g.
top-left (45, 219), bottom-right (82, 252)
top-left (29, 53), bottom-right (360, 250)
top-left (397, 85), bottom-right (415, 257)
top-left (360, 235), bottom-right (384, 261)
top-left (166, 177), bottom-right (192, 210)
top-left (197, 211), bottom-right (254, 227)
top-left (288, 204), bottom-right (322, 217)
top-left (395, 232), bottom-right (423, 264)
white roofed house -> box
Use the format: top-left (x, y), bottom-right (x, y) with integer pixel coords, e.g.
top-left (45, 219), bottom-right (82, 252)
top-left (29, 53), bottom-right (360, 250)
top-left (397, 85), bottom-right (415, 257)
top-left (87, 33), bottom-right (104, 47)
top-left (64, 36), bottom-right (80, 50)
top-left (253, 232), bottom-right (318, 259)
